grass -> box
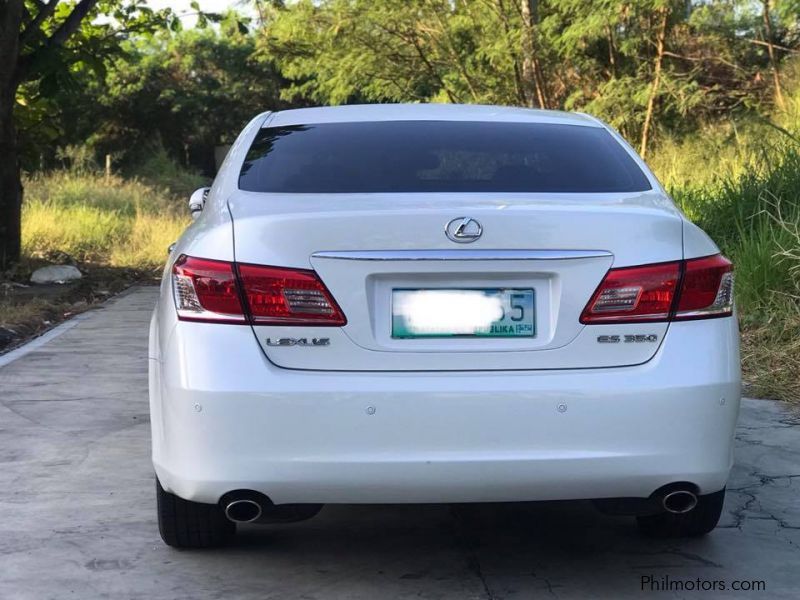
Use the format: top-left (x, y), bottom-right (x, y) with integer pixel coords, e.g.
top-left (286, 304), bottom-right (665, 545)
top-left (0, 168), bottom-right (194, 352)
top-left (1, 297), bottom-right (68, 325)
top-left (651, 111), bottom-right (800, 402)
top-left (22, 171), bottom-right (191, 271)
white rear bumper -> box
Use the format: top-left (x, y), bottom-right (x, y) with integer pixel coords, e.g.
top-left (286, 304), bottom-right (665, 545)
top-left (150, 313), bottom-right (740, 505)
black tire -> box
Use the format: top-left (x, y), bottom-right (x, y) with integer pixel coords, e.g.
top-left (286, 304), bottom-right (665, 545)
top-left (156, 479), bottom-right (235, 548)
top-left (636, 488), bottom-right (726, 538)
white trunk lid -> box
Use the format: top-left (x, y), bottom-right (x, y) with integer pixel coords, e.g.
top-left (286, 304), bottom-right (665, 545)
top-left (229, 192), bottom-right (682, 371)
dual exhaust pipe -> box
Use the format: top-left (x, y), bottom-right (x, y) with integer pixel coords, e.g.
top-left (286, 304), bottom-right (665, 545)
top-left (223, 487), bottom-right (698, 522)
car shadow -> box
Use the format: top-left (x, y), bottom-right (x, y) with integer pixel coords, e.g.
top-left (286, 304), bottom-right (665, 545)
top-left (230, 499), bottom-right (721, 562)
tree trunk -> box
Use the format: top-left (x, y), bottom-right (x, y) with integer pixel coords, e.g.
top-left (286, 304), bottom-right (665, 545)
top-left (762, 0), bottom-right (786, 110)
top-left (639, 7), bottom-right (669, 160)
top-left (0, 0), bottom-right (24, 269)
top-left (520, 0), bottom-right (548, 109)
top-left (495, 0), bottom-right (528, 106)
top-left (606, 25), bottom-right (617, 78)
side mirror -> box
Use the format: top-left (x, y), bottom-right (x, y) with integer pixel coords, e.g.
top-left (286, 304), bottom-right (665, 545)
top-left (189, 187), bottom-right (210, 220)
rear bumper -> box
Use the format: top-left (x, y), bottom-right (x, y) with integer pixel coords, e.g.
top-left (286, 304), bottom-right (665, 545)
top-left (150, 312), bottom-right (740, 505)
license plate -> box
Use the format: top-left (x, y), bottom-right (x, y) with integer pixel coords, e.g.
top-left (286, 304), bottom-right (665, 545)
top-left (392, 288), bottom-right (535, 338)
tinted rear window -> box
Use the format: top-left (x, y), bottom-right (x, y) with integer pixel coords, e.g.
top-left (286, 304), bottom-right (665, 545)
top-left (239, 120), bottom-right (651, 193)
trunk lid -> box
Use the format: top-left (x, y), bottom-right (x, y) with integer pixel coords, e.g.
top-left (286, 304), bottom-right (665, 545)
top-left (229, 192), bottom-right (682, 371)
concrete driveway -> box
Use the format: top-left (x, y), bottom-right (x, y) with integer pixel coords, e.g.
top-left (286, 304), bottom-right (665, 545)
top-left (1, 286), bottom-right (798, 599)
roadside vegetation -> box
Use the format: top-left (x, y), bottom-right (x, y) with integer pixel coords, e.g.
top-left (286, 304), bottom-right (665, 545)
top-left (651, 85), bottom-right (800, 401)
top-left (0, 154), bottom-right (199, 353)
top-left (22, 166), bottom-right (195, 271)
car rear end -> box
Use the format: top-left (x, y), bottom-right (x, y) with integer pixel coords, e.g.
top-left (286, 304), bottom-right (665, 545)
top-left (149, 105), bottom-right (740, 546)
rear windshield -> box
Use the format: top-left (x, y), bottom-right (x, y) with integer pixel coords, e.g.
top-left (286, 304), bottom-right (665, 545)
top-left (239, 120), bottom-right (651, 194)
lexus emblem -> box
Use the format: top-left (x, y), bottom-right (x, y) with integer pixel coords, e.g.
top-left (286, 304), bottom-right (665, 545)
top-left (445, 217), bottom-right (483, 243)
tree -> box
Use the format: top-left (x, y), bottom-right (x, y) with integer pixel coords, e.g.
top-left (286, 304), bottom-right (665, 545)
top-left (94, 18), bottom-right (287, 172)
top-left (640, 5), bottom-right (671, 158)
top-left (0, 0), bottom-right (169, 269)
top-left (263, 0), bottom-right (797, 156)
top-left (0, 0), bottom-right (24, 269)
top-left (263, 0), bottom-right (456, 104)
top-left (762, 0), bottom-right (786, 109)
top-left (520, 0), bottom-right (550, 108)
top-left (263, 0), bottom-right (553, 106)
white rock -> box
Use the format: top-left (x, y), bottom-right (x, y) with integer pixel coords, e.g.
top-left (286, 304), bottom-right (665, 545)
top-left (30, 265), bottom-right (82, 284)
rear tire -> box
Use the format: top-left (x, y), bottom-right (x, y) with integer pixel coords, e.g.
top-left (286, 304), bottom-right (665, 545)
top-left (636, 488), bottom-right (725, 538)
top-left (156, 479), bottom-right (235, 548)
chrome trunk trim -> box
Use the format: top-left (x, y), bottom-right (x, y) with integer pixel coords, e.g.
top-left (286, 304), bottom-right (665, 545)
top-left (311, 249), bottom-right (612, 261)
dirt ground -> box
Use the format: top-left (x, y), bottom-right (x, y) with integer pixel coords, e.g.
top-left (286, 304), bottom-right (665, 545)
top-left (0, 258), bottom-right (155, 353)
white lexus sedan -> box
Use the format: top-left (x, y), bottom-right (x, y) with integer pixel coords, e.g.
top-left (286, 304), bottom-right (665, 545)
top-left (149, 104), bottom-right (740, 548)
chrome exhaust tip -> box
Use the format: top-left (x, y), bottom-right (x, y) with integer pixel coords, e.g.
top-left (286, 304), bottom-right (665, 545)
top-left (224, 499), bottom-right (262, 523)
top-left (662, 490), bottom-right (698, 514)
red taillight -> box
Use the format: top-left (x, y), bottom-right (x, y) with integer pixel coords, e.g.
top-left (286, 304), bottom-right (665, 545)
top-left (580, 261), bottom-right (680, 324)
top-left (172, 255), bottom-right (346, 326)
top-left (172, 255), bottom-right (246, 323)
top-left (580, 254), bottom-right (733, 324)
top-left (674, 254), bottom-right (734, 320)
top-left (237, 263), bottom-right (346, 326)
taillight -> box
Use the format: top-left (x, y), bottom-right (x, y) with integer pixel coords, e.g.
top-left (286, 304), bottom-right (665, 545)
top-left (580, 254), bottom-right (733, 324)
top-left (172, 255), bottom-right (346, 326)
top-left (172, 255), bottom-right (246, 323)
top-left (580, 261), bottom-right (680, 323)
top-left (237, 263), bottom-right (346, 326)
top-left (673, 254), bottom-right (734, 320)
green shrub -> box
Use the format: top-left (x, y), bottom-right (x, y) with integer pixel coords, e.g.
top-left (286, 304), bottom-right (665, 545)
top-left (128, 146), bottom-right (209, 198)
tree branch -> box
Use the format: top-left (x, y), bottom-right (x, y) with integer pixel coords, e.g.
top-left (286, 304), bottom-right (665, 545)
top-left (47, 0), bottom-right (98, 47)
top-left (19, 0), bottom-right (60, 47)
top-left (15, 0), bottom-right (99, 84)
top-left (746, 38), bottom-right (799, 54)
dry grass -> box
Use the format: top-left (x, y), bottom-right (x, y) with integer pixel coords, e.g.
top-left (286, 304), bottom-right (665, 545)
top-left (22, 172), bottom-right (189, 271)
top-left (741, 312), bottom-right (800, 401)
top-left (0, 265), bottom-right (149, 352)
top-left (1, 172), bottom-right (189, 352)
top-left (0, 297), bottom-right (67, 326)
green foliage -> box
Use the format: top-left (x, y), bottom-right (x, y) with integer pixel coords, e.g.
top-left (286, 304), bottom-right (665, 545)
top-left (258, 0), bottom-right (799, 147)
top-left (13, 1), bottom-right (176, 165)
top-left (14, 1), bottom-right (255, 171)
top-left (55, 144), bottom-right (98, 174)
top-left (651, 72), bottom-right (800, 316)
top-left (73, 21), bottom-right (284, 172)
top-left (672, 147), bottom-right (800, 314)
top-left (14, 1), bottom-right (800, 171)
top-left (128, 146), bottom-right (209, 198)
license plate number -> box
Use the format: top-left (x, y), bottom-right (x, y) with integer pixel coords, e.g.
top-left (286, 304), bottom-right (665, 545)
top-left (392, 288), bottom-right (535, 338)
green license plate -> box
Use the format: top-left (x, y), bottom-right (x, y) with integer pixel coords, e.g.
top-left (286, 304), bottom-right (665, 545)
top-left (392, 288), bottom-right (535, 338)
